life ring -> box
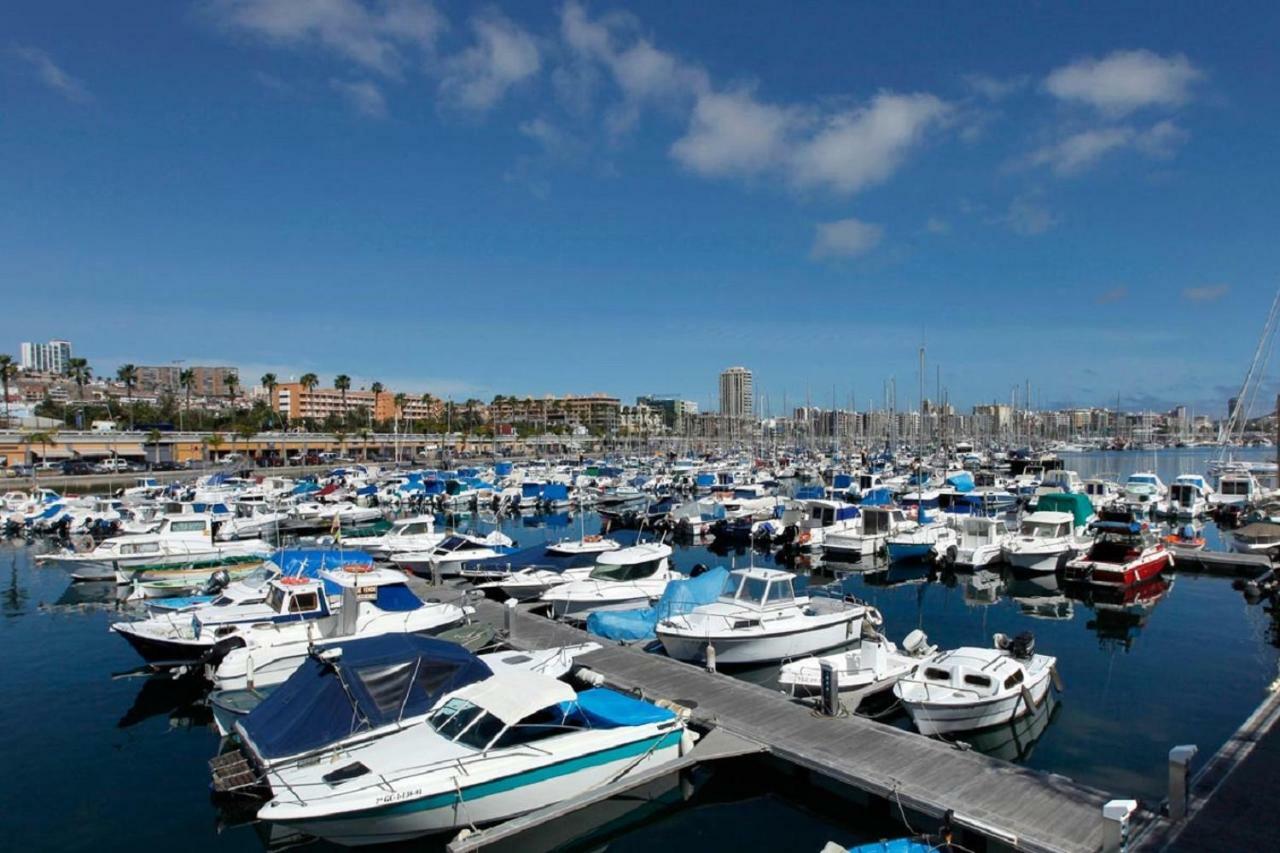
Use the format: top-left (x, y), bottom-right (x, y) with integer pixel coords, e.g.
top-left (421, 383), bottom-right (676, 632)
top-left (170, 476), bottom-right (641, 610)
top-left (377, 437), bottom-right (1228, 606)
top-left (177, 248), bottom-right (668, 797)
top-left (280, 576), bottom-right (310, 586)
top-left (797, 531), bottom-right (812, 545)
top-left (584, 535), bottom-right (602, 543)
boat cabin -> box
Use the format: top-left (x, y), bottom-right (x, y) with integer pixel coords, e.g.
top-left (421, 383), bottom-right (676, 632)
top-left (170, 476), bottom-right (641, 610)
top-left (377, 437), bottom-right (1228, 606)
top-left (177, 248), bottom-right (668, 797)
top-left (801, 500), bottom-right (859, 528)
top-left (587, 545), bottom-right (671, 582)
top-left (718, 568), bottom-right (799, 612)
top-left (912, 648), bottom-right (1028, 699)
top-left (861, 507), bottom-right (908, 535)
top-left (1017, 511), bottom-right (1075, 540)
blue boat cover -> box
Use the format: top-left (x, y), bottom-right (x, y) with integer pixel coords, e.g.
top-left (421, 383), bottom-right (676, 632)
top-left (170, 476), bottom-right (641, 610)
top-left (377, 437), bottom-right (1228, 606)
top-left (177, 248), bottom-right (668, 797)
top-left (945, 472), bottom-right (975, 492)
top-left (587, 567), bottom-right (729, 642)
top-left (375, 583), bottom-right (423, 611)
top-left (859, 487), bottom-right (894, 506)
top-left (494, 462), bottom-right (513, 475)
top-left (795, 485), bottom-right (825, 500)
top-left (542, 483), bottom-right (569, 501)
top-left (846, 840), bottom-right (935, 853)
top-left (833, 474), bottom-right (853, 489)
top-left (238, 634), bottom-right (492, 760)
top-left (272, 548), bottom-right (374, 597)
top-left (560, 688), bottom-right (675, 728)
top-left (356, 485), bottom-right (377, 496)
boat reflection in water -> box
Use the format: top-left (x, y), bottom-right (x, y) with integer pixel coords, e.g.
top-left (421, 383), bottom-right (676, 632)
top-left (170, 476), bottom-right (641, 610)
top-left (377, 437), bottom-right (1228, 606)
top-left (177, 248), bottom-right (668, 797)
top-left (1067, 575), bottom-right (1175, 651)
top-left (48, 578), bottom-right (130, 611)
top-left (117, 671), bottom-right (212, 730)
top-left (964, 569), bottom-right (1005, 607)
top-left (959, 691), bottom-right (1061, 763)
top-left (1008, 574), bottom-right (1074, 621)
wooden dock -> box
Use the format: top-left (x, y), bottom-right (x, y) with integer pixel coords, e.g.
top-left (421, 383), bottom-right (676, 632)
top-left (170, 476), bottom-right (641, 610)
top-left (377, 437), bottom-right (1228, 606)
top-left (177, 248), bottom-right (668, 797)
top-left (461, 597), bottom-right (1135, 853)
top-left (1169, 547), bottom-right (1272, 578)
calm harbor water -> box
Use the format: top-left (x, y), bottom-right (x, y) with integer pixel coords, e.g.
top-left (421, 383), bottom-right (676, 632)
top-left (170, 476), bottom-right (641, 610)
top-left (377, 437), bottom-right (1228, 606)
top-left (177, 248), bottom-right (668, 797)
top-left (3, 448), bottom-right (1278, 851)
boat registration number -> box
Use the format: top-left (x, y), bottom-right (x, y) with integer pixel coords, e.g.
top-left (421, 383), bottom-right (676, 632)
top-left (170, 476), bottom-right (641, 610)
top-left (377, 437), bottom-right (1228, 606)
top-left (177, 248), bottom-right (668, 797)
top-left (376, 789), bottom-right (421, 805)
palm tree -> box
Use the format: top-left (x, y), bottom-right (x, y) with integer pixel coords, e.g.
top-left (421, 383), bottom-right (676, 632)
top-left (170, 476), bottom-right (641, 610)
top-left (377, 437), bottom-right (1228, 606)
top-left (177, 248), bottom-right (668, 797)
top-left (358, 427), bottom-right (372, 461)
top-left (421, 393), bottom-right (436, 432)
top-left (68, 357), bottom-right (91, 401)
top-left (145, 428), bottom-right (162, 467)
top-left (22, 429), bottom-right (57, 469)
top-left (332, 429), bottom-right (348, 460)
top-left (205, 432), bottom-right (225, 465)
top-left (0, 353), bottom-right (14, 426)
top-left (235, 422), bottom-right (257, 463)
top-left (225, 371), bottom-right (240, 410)
top-left (116, 364), bottom-right (138, 429)
top-left (260, 372), bottom-right (278, 425)
top-left (299, 372), bottom-right (319, 433)
top-left (178, 368), bottom-right (195, 430)
top-left (335, 374), bottom-right (351, 424)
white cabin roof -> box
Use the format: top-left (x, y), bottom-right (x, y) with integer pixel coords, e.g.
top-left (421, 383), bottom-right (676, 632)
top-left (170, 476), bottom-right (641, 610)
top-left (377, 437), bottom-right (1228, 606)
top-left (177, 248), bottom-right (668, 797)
top-left (449, 670), bottom-right (576, 725)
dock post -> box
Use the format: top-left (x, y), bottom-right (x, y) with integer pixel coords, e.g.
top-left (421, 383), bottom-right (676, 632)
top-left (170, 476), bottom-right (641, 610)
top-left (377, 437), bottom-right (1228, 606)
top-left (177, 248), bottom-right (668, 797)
top-left (1101, 799), bottom-right (1137, 853)
top-left (1168, 744), bottom-right (1198, 820)
top-left (504, 598), bottom-right (518, 638)
top-left (819, 659), bottom-right (839, 716)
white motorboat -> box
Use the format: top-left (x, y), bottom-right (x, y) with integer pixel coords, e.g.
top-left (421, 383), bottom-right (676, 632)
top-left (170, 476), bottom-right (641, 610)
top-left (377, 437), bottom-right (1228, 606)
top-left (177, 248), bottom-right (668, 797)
top-left (1002, 511), bottom-right (1086, 574)
top-left (885, 519), bottom-right (956, 564)
top-left (1161, 475), bottom-right (1212, 518)
top-left (1120, 472), bottom-right (1166, 513)
top-left (36, 514), bottom-right (272, 582)
top-left (1082, 478), bottom-right (1122, 511)
top-left (216, 500), bottom-right (291, 541)
top-left (1226, 521), bottom-right (1280, 556)
top-left (935, 515), bottom-right (1007, 568)
top-left (251, 670), bottom-right (688, 845)
top-left (210, 565), bottom-right (469, 690)
top-left (545, 535), bottom-right (621, 557)
top-left (790, 499), bottom-right (861, 551)
top-left (393, 531), bottom-right (517, 578)
top-left (822, 506), bottom-right (910, 559)
top-left (363, 515), bottom-right (445, 559)
top-left (778, 629), bottom-right (938, 708)
top-left (655, 568), bottom-right (866, 665)
top-left (541, 542), bottom-right (677, 621)
top-left (1211, 471), bottom-right (1261, 507)
top-left (893, 633), bottom-right (1058, 736)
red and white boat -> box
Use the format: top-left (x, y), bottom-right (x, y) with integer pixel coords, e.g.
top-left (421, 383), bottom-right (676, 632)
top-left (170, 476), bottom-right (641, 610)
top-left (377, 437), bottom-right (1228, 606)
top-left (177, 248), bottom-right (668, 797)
top-left (1064, 510), bottom-right (1171, 587)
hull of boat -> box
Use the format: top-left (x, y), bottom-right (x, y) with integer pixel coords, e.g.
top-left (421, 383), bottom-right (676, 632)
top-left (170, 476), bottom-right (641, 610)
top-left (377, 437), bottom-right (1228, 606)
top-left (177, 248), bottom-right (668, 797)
top-left (658, 615), bottom-right (860, 665)
top-left (885, 542), bottom-right (932, 563)
top-left (111, 623), bottom-right (214, 663)
top-left (263, 733), bottom-right (682, 846)
top-left (1004, 546), bottom-right (1073, 574)
top-left (902, 670), bottom-right (1052, 736)
top-left (1063, 552), bottom-right (1169, 587)
top-left (955, 543), bottom-right (1003, 568)
top-left (822, 533), bottom-right (886, 559)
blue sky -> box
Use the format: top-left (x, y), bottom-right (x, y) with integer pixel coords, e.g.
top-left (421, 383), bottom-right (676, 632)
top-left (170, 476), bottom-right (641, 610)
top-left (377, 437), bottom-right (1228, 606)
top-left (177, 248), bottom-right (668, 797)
top-left (3, 1), bottom-right (1278, 416)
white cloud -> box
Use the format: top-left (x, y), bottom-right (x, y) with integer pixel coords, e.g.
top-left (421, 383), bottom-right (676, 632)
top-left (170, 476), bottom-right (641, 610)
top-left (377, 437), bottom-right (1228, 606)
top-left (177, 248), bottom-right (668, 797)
top-left (209, 0), bottom-right (444, 76)
top-left (1030, 120), bottom-right (1190, 175)
top-left (1183, 284), bottom-right (1230, 302)
top-left (925, 216), bottom-right (950, 234)
top-left (669, 88), bottom-right (795, 177)
top-left (1005, 195), bottom-right (1057, 235)
top-left (330, 78), bottom-right (387, 117)
top-left (963, 72), bottom-right (1029, 101)
top-left (1045, 49), bottom-right (1202, 115)
top-left (671, 88), bottom-right (949, 195)
top-left (439, 12), bottom-right (540, 111)
top-left (11, 46), bottom-right (91, 102)
top-left (810, 218), bottom-right (884, 259)
top-left (789, 93), bottom-right (950, 193)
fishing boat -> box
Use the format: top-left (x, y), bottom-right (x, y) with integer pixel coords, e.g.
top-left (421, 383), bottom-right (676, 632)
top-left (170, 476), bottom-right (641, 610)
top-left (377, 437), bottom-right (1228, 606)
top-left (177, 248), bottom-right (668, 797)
top-left (1120, 472), bottom-right (1167, 514)
top-left (362, 515), bottom-right (445, 559)
top-left (934, 515), bottom-right (1007, 568)
top-left (36, 514), bottom-right (272, 582)
top-left (1082, 478), bottom-right (1122, 512)
top-left (789, 499), bottom-right (861, 551)
top-left (778, 629), bottom-right (937, 707)
top-left (1161, 474), bottom-right (1213, 518)
top-left (893, 633), bottom-right (1057, 736)
top-left (541, 542), bottom-right (677, 621)
top-left (249, 671), bottom-right (688, 845)
top-left (209, 565), bottom-right (470, 690)
top-left (1063, 510), bottom-right (1171, 587)
top-left (822, 506), bottom-right (911, 560)
top-left (655, 568), bottom-right (866, 665)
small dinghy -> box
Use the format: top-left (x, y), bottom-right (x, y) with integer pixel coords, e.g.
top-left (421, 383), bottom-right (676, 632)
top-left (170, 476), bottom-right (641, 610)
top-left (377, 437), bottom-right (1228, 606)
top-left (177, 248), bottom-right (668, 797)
top-left (778, 629), bottom-right (937, 708)
top-left (893, 632), bottom-right (1059, 736)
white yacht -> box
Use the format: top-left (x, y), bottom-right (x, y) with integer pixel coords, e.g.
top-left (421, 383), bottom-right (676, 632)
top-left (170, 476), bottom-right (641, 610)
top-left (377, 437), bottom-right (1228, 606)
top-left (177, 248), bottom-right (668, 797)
top-left (541, 542), bottom-right (677, 621)
top-left (934, 515), bottom-right (1008, 568)
top-left (1120, 472), bottom-right (1167, 513)
top-left (363, 515), bottom-right (445, 559)
top-left (779, 629), bottom-right (938, 708)
top-left (1211, 471), bottom-right (1260, 507)
top-left (1162, 474), bottom-right (1213, 518)
top-left (393, 530), bottom-right (516, 578)
top-left (1082, 478), bottom-right (1122, 512)
top-left (1002, 511), bottom-right (1085, 573)
top-left (655, 568), bottom-right (865, 665)
top-left (791, 499), bottom-right (861, 551)
top-left (893, 634), bottom-right (1057, 735)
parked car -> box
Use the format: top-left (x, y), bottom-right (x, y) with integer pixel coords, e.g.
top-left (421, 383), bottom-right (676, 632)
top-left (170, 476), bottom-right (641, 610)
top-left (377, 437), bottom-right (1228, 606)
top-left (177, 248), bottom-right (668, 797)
top-left (34, 461), bottom-right (62, 472)
top-left (93, 458), bottom-right (130, 473)
top-left (60, 460), bottom-right (94, 476)
top-left (151, 461), bottom-right (182, 471)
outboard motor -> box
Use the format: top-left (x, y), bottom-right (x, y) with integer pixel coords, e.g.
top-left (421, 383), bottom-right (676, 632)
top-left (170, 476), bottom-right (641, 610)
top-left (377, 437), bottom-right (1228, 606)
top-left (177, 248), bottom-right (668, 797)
top-left (995, 631), bottom-right (1036, 659)
top-left (202, 569), bottom-right (232, 596)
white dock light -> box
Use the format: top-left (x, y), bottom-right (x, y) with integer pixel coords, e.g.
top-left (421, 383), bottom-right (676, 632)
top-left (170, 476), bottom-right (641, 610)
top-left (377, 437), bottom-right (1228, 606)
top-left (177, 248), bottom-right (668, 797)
top-left (1168, 744), bottom-right (1198, 820)
top-left (1101, 799), bottom-right (1138, 853)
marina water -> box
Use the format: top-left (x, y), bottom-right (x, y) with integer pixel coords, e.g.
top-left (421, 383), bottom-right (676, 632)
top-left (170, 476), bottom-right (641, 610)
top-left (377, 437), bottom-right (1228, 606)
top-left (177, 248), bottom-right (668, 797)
top-left (3, 448), bottom-right (1277, 850)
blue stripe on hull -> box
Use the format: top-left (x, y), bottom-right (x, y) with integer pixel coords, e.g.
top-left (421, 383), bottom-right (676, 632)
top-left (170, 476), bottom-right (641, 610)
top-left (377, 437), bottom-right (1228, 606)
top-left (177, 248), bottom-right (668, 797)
top-left (886, 543), bottom-right (932, 562)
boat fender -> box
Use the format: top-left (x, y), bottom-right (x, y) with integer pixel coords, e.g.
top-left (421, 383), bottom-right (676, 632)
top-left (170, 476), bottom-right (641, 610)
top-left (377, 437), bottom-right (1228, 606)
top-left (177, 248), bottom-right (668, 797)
top-left (575, 667), bottom-right (607, 687)
top-left (1050, 663), bottom-right (1065, 693)
top-left (865, 606), bottom-right (884, 629)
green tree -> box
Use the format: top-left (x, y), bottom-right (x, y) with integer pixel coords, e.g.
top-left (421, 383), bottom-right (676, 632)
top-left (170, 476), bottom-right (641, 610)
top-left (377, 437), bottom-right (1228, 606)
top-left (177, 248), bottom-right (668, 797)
top-left (335, 374), bottom-right (351, 425)
top-left (0, 353), bottom-right (14, 425)
top-left (145, 428), bottom-right (162, 466)
top-left (68, 357), bottom-right (91, 401)
top-left (22, 429), bottom-right (57, 468)
top-left (178, 368), bottom-right (196, 430)
top-left (420, 393), bottom-right (436, 432)
top-left (332, 429), bottom-right (348, 459)
top-left (205, 432), bottom-right (224, 465)
top-left (225, 371), bottom-right (240, 409)
top-left (299, 372), bottom-right (319, 432)
top-left (260, 372), bottom-right (278, 427)
top-left (116, 364), bottom-right (138, 429)
top-left (234, 422), bottom-right (257, 462)
top-left (358, 427), bottom-right (372, 461)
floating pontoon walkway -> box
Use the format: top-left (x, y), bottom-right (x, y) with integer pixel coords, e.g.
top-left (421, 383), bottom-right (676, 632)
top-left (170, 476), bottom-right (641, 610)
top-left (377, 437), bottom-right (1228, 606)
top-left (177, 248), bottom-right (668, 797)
top-left (458, 597), bottom-right (1135, 853)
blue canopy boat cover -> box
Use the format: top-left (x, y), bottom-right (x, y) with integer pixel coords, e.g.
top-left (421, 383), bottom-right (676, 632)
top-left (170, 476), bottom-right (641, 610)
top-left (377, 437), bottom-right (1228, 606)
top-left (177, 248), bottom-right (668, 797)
top-left (559, 688), bottom-right (675, 728)
top-left (586, 567), bottom-right (730, 642)
top-left (237, 634), bottom-right (492, 761)
top-left (945, 472), bottom-right (975, 492)
top-left (795, 485), bottom-right (825, 500)
top-left (858, 487), bottom-right (895, 506)
top-left (271, 548), bottom-right (375, 596)
top-left (833, 474), bottom-right (853, 489)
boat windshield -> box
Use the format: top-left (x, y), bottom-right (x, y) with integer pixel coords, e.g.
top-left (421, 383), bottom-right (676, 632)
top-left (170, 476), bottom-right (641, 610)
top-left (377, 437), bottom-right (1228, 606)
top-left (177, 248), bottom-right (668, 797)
top-left (721, 573), bottom-right (770, 605)
top-left (397, 522), bottom-right (434, 536)
top-left (1019, 520), bottom-right (1066, 538)
top-left (266, 585), bottom-right (287, 612)
top-left (589, 557), bottom-right (661, 582)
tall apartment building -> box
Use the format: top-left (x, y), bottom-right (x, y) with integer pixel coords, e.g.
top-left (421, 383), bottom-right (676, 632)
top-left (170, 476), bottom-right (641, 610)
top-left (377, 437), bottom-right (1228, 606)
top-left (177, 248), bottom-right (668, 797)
top-left (719, 367), bottom-right (754, 419)
top-left (272, 382), bottom-right (442, 423)
top-left (135, 365), bottom-right (238, 398)
top-left (19, 339), bottom-right (72, 374)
